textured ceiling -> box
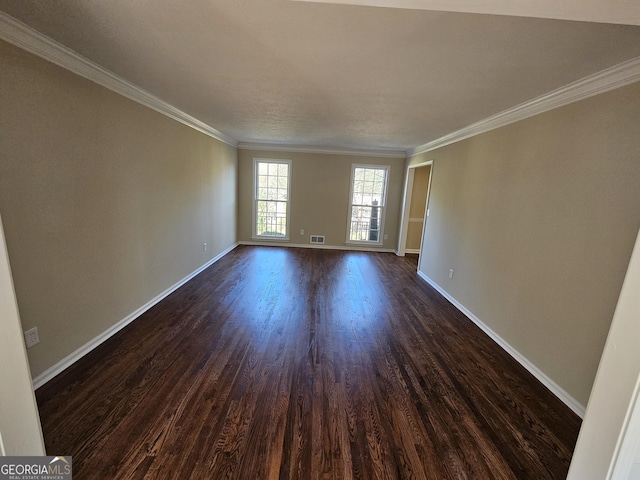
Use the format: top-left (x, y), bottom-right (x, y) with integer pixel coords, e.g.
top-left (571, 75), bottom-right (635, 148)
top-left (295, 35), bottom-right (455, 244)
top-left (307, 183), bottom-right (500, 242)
top-left (1, 0), bottom-right (640, 152)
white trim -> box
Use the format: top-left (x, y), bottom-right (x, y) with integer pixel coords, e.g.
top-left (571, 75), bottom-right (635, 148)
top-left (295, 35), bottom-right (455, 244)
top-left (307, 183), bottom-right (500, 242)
top-left (253, 158), bottom-right (292, 241)
top-left (397, 160), bottom-right (432, 257)
top-left (4, 10), bottom-right (639, 159)
top-left (408, 55), bottom-right (640, 157)
top-left (397, 168), bottom-right (415, 257)
top-left (418, 164), bottom-right (434, 264)
top-left (567, 228), bottom-right (640, 479)
top-left (416, 270), bottom-right (586, 418)
top-left (405, 248), bottom-right (421, 254)
top-left (408, 161), bottom-right (434, 168)
top-left (32, 243), bottom-right (238, 389)
top-left (609, 374), bottom-right (640, 479)
top-left (239, 240), bottom-right (395, 253)
top-left (251, 236), bottom-right (290, 242)
top-left (0, 12), bottom-right (237, 147)
top-left (346, 164), bottom-right (390, 246)
top-left (289, 0), bottom-right (640, 27)
top-left (239, 142), bottom-right (406, 159)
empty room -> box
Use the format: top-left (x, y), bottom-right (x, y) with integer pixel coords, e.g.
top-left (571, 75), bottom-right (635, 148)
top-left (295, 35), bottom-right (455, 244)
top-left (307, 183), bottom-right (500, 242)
top-left (1, 1), bottom-right (640, 479)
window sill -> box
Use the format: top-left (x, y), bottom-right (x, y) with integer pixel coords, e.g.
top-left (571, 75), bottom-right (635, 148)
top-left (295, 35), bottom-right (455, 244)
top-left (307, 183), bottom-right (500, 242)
top-left (252, 236), bottom-right (290, 242)
top-left (345, 240), bottom-right (384, 247)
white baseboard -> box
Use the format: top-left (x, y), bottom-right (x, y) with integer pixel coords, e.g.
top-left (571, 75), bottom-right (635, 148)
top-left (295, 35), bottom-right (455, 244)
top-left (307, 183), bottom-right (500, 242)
top-left (405, 249), bottom-right (421, 254)
top-left (238, 240), bottom-right (396, 254)
top-left (32, 242), bottom-right (238, 389)
top-left (416, 270), bottom-right (586, 418)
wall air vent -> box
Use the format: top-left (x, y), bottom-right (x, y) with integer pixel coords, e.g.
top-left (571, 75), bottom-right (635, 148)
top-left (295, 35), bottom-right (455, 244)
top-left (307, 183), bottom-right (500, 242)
top-left (310, 235), bottom-right (325, 245)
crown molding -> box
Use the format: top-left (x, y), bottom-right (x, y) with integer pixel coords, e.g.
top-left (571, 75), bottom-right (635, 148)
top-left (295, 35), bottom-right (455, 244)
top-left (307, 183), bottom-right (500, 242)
top-left (408, 55), bottom-right (640, 158)
top-left (0, 12), bottom-right (237, 147)
top-left (238, 142), bottom-right (406, 158)
top-left (4, 11), bottom-right (638, 159)
top-left (290, 0), bottom-right (640, 27)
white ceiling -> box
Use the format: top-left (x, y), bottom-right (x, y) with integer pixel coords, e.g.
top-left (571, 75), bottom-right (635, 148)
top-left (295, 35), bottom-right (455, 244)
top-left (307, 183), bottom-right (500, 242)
top-left (1, 0), bottom-right (640, 153)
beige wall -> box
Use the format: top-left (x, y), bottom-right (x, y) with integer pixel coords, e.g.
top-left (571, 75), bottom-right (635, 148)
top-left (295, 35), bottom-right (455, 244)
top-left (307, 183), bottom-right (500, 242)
top-left (406, 165), bottom-right (431, 251)
top-left (238, 149), bottom-right (405, 250)
top-left (409, 81), bottom-right (640, 406)
top-left (0, 40), bottom-right (238, 378)
top-left (406, 222), bottom-right (424, 251)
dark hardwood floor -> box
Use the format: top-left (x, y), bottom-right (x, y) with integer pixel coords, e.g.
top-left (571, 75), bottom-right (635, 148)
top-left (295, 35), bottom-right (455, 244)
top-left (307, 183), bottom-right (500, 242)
top-left (36, 245), bottom-right (581, 479)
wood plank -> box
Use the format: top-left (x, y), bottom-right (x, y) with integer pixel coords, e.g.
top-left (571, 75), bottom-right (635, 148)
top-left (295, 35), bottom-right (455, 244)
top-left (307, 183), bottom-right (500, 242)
top-left (36, 246), bottom-right (581, 479)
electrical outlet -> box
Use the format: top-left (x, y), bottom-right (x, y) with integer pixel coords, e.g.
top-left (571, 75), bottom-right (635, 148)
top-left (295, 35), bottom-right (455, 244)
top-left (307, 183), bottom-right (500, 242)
top-left (300, 229), bottom-right (304, 236)
top-left (383, 234), bottom-right (388, 240)
top-left (449, 269), bottom-right (454, 279)
top-left (24, 327), bottom-right (39, 348)
top-left (203, 243), bottom-right (208, 252)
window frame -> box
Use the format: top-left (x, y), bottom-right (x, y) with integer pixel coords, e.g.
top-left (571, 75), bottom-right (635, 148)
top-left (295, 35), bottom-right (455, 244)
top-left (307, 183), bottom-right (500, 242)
top-left (252, 158), bottom-right (292, 241)
top-left (345, 164), bottom-right (390, 246)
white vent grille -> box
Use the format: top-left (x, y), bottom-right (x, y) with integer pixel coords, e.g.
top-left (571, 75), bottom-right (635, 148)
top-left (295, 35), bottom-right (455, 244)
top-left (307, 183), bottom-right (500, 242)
top-left (310, 235), bottom-right (325, 244)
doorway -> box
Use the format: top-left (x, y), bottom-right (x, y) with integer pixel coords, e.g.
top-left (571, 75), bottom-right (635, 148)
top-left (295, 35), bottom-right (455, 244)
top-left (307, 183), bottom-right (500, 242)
top-left (398, 161), bottom-right (432, 259)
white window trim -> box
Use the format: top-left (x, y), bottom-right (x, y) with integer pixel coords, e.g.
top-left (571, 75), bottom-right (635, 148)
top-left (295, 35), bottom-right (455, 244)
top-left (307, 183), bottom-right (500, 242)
top-left (345, 163), bottom-right (390, 247)
top-left (252, 158), bottom-right (292, 241)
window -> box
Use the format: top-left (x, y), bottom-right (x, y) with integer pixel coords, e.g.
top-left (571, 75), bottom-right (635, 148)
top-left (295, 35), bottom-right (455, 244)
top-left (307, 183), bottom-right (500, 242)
top-left (347, 165), bottom-right (389, 244)
top-left (254, 159), bottom-right (291, 239)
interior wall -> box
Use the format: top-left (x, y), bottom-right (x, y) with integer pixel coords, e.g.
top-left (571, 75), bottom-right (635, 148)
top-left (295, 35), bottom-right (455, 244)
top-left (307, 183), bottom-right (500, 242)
top-left (0, 40), bottom-right (238, 378)
top-left (237, 148), bottom-right (405, 250)
top-left (406, 165), bottom-right (431, 251)
top-left (567, 227), bottom-right (640, 479)
top-left (0, 215), bottom-right (45, 455)
top-left (408, 81), bottom-right (640, 407)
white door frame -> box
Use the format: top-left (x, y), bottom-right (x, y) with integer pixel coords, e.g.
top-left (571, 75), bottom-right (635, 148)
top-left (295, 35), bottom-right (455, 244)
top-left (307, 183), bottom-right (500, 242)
top-left (567, 226), bottom-right (640, 479)
top-left (0, 214), bottom-right (46, 455)
top-left (610, 374), bottom-right (640, 479)
top-left (397, 160), bottom-right (433, 258)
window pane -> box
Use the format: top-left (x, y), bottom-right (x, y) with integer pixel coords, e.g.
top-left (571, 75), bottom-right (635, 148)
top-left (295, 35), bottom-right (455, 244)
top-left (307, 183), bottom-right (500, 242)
top-left (255, 160), bottom-right (290, 238)
top-left (349, 205), bottom-right (382, 242)
top-left (350, 167), bottom-right (387, 207)
top-left (349, 166), bottom-right (387, 242)
top-left (349, 205), bottom-right (371, 241)
top-left (256, 200), bottom-right (287, 237)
